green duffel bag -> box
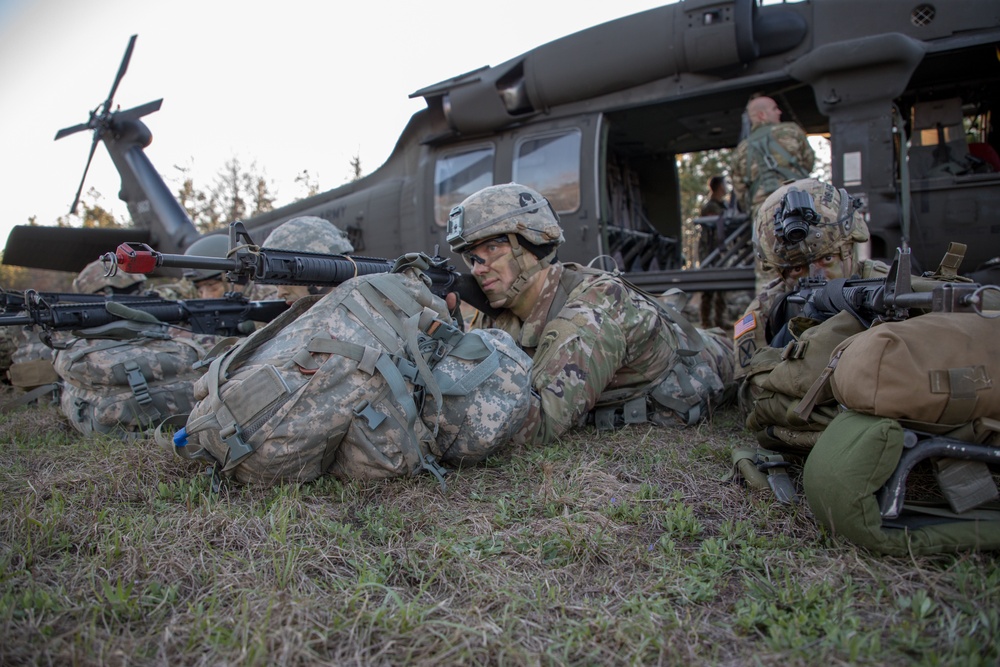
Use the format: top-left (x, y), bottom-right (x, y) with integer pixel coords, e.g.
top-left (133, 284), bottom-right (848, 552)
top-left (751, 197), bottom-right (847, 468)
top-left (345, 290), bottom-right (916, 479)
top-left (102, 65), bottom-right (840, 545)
top-left (803, 410), bottom-right (1000, 556)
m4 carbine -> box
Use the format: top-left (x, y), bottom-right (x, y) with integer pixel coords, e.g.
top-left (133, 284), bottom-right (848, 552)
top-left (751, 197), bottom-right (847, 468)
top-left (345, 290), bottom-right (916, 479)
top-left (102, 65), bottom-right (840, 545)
top-left (101, 221), bottom-right (494, 315)
top-left (785, 246), bottom-right (999, 327)
top-left (0, 289), bottom-right (150, 314)
top-left (0, 290), bottom-right (289, 339)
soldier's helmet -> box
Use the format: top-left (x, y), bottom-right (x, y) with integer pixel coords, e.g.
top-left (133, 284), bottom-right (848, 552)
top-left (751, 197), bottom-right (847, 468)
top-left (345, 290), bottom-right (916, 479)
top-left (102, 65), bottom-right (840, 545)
top-left (262, 216), bottom-right (354, 254)
top-left (753, 178), bottom-right (869, 270)
top-left (72, 259), bottom-right (146, 294)
top-left (182, 235), bottom-right (230, 282)
top-left (446, 183), bottom-right (564, 255)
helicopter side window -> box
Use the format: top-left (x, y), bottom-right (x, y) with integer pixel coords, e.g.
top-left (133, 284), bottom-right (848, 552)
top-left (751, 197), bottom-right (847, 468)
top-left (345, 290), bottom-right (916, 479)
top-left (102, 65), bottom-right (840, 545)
top-left (434, 146), bottom-right (495, 227)
top-left (512, 130), bottom-right (582, 214)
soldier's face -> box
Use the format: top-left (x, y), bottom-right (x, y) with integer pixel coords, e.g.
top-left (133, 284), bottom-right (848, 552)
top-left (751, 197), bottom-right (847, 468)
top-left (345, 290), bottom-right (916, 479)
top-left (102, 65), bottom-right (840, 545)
top-left (761, 100), bottom-right (782, 124)
top-left (196, 278), bottom-right (227, 299)
top-left (469, 238), bottom-right (523, 304)
top-left (277, 284), bottom-right (311, 305)
top-left (783, 255), bottom-right (850, 283)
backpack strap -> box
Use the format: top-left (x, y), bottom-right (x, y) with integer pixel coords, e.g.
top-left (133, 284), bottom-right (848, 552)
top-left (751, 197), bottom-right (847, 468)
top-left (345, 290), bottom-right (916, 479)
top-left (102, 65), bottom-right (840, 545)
top-left (298, 333), bottom-right (448, 490)
top-left (0, 382), bottom-right (61, 414)
top-left (745, 125), bottom-right (809, 205)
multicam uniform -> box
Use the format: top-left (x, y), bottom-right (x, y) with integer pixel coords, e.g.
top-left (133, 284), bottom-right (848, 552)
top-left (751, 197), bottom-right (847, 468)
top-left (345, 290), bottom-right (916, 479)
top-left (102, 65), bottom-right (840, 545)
top-left (731, 122), bottom-right (815, 216)
top-left (483, 262), bottom-right (734, 445)
top-left (733, 178), bottom-right (885, 380)
top-left (449, 182), bottom-right (735, 447)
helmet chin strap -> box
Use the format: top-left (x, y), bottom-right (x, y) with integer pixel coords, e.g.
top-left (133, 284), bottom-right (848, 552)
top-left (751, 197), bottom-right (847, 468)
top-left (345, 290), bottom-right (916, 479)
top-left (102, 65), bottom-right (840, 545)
top-left (489, 234), bottom-right (556, 309)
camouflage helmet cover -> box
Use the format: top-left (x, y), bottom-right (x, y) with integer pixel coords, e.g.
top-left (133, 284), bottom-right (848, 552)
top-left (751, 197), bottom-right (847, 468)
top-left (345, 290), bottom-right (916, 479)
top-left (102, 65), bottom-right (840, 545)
top-left (72, 258), bottom-right (146, 294)
top-left (447, 183), bottom-right (564, 253)
top-left (753, 178), bottom-right (869, 269)
top-left (262, 216), bottom-right (354, 255)
top-left (183, 234), bottom-right (230, 282)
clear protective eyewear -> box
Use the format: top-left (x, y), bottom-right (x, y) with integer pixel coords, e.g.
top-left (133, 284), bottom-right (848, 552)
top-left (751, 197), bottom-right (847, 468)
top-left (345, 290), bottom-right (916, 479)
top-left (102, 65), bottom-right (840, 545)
top-left (460, 236), bottom-right (511, 269)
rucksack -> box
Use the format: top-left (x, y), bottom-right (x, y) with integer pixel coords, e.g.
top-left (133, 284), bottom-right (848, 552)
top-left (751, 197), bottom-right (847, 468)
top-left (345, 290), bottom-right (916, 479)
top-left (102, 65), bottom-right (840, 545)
top-left (740, 310), bottom-right (865, 454)
top-left (829, 312), bottom-right (1000, 430)
top-left (804, 411), bottom-right (1000, 555)
top-left (7, 329), bottom-right (59, 389)
top-left (743, 124), bottom-right (810, 206)
top-left (52, 321), bottom-right (218, 438)
top-left (176, 269), bottom-right (532, 487)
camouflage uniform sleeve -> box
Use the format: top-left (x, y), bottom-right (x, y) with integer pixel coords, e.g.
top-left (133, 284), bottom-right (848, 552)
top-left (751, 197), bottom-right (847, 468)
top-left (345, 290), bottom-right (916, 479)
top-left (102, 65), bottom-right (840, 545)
top-left (793, 125), bottom-right (815, 174)
top-left (513, 303), bottom-right (627, 446)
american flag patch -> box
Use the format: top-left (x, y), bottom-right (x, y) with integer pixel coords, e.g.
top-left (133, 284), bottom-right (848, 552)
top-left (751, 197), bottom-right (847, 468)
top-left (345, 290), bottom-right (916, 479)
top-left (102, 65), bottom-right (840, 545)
top-left (734, 313), bottom-right (757, 338)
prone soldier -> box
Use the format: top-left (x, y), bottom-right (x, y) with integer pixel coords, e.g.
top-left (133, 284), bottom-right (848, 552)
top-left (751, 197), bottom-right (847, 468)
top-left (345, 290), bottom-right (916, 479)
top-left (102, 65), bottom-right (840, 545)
top-left (446, 183), bottom-right (736, 446)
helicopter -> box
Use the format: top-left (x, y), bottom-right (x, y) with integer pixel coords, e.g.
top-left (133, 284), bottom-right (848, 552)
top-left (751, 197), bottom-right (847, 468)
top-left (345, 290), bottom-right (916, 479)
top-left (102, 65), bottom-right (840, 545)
top-left (4, 0), bottom-right (999, 290)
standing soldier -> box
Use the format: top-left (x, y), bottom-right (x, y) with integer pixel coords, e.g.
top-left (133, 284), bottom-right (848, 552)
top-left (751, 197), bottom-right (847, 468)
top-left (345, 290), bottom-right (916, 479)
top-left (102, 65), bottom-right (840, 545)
top-left (697, 175), bottom-right (730, 329)
top-left (731, 95), bottom-right (815, 291)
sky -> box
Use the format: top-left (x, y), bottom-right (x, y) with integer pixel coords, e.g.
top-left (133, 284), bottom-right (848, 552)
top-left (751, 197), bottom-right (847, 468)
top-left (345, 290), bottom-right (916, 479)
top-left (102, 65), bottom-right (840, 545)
top-left (0, 0), bottom-right (671, 248)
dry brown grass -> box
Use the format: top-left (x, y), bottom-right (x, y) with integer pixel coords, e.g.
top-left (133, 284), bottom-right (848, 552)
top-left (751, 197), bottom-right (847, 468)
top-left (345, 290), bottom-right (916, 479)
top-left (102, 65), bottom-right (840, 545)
top-left (0, 395), bottom-right (997, 666)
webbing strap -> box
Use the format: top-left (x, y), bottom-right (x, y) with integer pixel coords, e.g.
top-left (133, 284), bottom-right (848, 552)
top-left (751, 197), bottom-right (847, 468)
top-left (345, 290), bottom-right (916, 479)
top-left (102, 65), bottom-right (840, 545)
top-left (746, 125), bottom-right (807, 203)
top-left (931, 242), bottom-right (967, 279)
top-left (931, 366), bottom-right (991, 425)
top-left (343, 297), bottom-right (401, 353)
top-left (433, 331), bottom-right (500, 397)
top-left (402, 312), bottom-right (444, 442)
top-left (0, 383), bottom-right (60, 414)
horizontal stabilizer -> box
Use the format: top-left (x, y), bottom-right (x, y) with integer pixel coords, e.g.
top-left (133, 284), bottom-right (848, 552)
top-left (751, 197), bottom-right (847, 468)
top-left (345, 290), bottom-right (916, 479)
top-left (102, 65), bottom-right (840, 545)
top-left (2, 226), bottom-right (152, 273)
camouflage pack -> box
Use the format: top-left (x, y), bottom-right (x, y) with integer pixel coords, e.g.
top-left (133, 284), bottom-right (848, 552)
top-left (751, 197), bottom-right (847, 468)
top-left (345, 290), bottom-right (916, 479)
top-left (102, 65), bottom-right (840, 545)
top-left (7, 328), bottom-right (59, 389)
top-left (178, 268), bottom-right (532, 486)
top-left (53, 322), bottom-right (217, 437)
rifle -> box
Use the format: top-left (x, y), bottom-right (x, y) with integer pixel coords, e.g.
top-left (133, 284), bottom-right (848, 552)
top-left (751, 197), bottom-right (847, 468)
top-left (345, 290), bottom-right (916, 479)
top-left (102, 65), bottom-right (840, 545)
top-left (0, 291), bottom-right (289, 338)
top-left (783, 247), bottom-right (999, 328)
top-left (0, 288), bottom-right (151, 314)
top-left (101, 220), bottom-right (495, 315)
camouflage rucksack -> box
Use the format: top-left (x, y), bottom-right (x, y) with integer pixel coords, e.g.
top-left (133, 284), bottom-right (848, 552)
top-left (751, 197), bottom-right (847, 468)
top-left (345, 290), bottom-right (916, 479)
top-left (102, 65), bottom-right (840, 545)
top-left (6, 328), bottom-right (60, 390)
top-left (175, 266), bottom-right (533, 486)
top-left (53, 322), bottom-right (219, 438)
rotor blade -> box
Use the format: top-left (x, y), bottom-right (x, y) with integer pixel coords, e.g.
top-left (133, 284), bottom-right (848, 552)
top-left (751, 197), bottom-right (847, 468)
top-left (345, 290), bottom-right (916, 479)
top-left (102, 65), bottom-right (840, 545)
top-left (54, 121), bottom-right (93, 141)
top-left (116, 98), bottom-right (163, 122)
top-left (70, 135), bottom-right (101, 215)
top-left (104, 34), bottom-right (137, 111)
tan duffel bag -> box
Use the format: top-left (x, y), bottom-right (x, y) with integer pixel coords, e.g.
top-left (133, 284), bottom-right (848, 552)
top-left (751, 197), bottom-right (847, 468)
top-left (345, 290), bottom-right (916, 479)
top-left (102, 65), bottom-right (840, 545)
top-left (830, 312), bottom-right (1000, 429)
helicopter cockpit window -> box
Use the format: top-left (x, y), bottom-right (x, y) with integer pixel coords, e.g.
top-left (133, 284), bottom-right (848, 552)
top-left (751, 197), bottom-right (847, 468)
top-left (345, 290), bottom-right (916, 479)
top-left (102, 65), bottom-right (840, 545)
top-left (512, 130), bottom-right (581, 214)
top-left (434, 146), bottom-right (495, 227)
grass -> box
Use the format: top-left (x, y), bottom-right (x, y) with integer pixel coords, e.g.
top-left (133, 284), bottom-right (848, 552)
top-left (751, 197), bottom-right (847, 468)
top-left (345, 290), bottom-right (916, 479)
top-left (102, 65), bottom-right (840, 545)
top-left (0, 396), bottom-right (998, 666)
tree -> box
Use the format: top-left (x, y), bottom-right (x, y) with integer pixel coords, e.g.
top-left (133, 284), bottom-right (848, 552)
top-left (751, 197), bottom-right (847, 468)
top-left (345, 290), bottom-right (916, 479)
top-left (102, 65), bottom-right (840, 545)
top-left (294, 169), bottom-right (321, 199)
top-left (349, 154), bottom-right (363, 182)
top-left (676, 148), bottom-right (733, 267)
top-left (174, 157), bottom-right (278, 234)
top-left (44, 188), bottom-right (128, 230)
